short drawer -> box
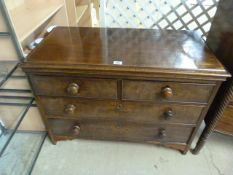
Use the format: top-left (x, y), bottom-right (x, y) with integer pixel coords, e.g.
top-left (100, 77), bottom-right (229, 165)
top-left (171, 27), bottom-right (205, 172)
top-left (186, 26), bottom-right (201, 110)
top-left (39, 97), bottom-right (203, 125)
top-left (48, 119), bottom-right (194, 143)
top-left (122, 80), bottom-right (214, 103)
top-left (29, 76), bottom-right (117, 99)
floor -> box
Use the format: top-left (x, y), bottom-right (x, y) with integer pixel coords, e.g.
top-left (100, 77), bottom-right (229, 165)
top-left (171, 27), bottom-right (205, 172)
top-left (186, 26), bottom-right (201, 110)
top-left (0, 132), bottom-right (46, 175)
top-left (27, 132), bottom-right (232, 175)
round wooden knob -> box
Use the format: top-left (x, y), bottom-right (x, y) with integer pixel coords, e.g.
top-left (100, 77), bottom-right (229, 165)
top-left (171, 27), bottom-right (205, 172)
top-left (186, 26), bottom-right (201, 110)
top-left (72, 125), bottom-right (80, 136)
top-left (116, 103), bottom-right (123, 111)
top-left (164, 108), bottom-right (175, 120)
top-left (158, 128), bottom-right (166, 139)
top-left (64, 104), bottom-right (76, 114)
top-left (161, 86), bottom-right (173, 99)
top-left (67, 83), bottom-right (79, 95)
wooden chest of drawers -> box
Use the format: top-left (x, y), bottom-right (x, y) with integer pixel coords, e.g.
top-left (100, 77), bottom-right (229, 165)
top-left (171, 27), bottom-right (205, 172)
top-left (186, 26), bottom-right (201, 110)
top-left (21, 27), bottom-right (230, 154)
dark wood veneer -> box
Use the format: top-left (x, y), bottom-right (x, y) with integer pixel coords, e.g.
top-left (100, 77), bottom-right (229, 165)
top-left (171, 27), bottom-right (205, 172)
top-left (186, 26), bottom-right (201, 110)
top-left (48, 119), bottom-right (194, 144)
top-left (122, 80), bottom-right (214, 103)
top-left (21, 27), bottom-right (229, 154)
top-left (39, 97), bottom-right (204, 125)
top-left (30, 75), bottom-right (118, 99)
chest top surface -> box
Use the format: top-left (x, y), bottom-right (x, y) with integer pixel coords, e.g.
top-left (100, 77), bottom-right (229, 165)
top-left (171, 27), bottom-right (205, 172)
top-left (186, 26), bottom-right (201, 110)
top-left (23, 27), bottom-right (229, 79)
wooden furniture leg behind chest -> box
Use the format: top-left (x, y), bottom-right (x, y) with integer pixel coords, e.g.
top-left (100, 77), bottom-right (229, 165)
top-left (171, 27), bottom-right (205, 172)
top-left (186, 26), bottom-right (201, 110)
top-left (21, 27), bottom-right (230, 154)
top-left (193, 0), bottom-right (233, 154)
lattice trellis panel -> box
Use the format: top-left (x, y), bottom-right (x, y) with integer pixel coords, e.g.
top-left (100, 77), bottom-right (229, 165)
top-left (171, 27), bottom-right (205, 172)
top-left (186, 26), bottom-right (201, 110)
top-left (100, 0), bottom-right (219, 40)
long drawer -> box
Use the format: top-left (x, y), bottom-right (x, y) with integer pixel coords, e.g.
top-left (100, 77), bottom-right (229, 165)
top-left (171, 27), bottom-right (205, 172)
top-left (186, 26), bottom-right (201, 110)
top-left (48, 119), bottom-right (194, 143)
top-left (122, 80), bottom-right (214, 103)
top-left (39, 97), bottom-right (204, 125)
top-left (29, 76), bottom-right (117, 99)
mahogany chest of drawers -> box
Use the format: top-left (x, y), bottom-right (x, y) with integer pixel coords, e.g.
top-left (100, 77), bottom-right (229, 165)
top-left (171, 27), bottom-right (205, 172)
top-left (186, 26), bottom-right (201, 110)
top-left (21, 27), bottom-right (230, 154)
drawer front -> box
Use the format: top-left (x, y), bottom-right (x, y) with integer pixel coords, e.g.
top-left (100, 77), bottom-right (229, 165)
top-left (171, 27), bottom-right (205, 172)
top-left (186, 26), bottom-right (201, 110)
top-left (122, 80), bottom-right (214, 103)
top-left (30, 76), bottom-right (117, 99)
top-left (48, 119), bottom-right (194, 143)
top-left (120, 101), bottom-right (204, 125)
top-left (215, 105), bottom-right (233, 135)
top-left (39, 97), bottom-right (203, 125)
top-left (39, 97), bottom-right (118, 119)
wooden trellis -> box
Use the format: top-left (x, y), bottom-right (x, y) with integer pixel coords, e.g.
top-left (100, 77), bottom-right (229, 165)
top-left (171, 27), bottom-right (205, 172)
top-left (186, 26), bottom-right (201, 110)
top-left (100, 0), bottom-right (219, 40)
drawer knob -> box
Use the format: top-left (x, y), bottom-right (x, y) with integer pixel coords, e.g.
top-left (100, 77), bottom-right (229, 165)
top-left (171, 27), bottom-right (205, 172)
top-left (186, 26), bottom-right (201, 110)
top-left (158, 128), bottom-right (166, 139)
top-left (161, 86), bottom-right (173, 99)
top-left (67, 83), bottom-right (79, 95)
top-left (64, 104), bottom-right (76, 114)
top-left (116, 103), bottom-right (123, 112)
top-left (72, 125), bottom-right (81, 136)
top-left (164, 108), bottom-right (175, 120)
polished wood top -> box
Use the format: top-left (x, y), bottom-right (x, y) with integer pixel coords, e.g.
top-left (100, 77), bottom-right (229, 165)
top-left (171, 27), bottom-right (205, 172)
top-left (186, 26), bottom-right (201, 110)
top-left (22, 27), bottom-right (230, 80)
